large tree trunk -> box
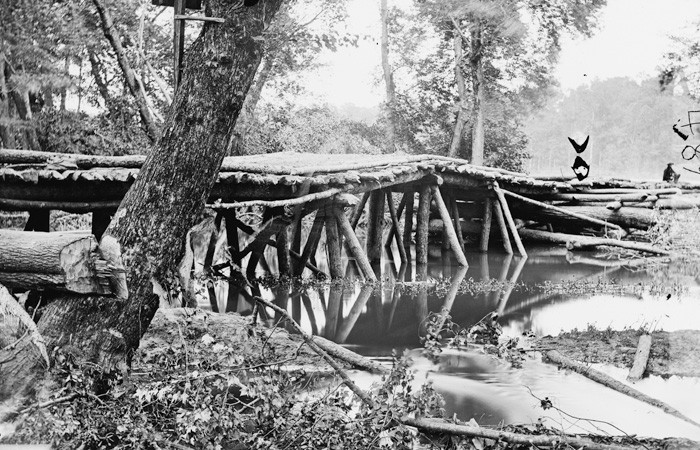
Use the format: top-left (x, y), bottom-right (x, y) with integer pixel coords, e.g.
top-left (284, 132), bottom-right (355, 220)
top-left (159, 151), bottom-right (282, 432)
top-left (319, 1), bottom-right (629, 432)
top-left (380, 0), bottom-right (398, 153)
top-left (448, 28), bottom-right (468, 158)
top-left (35, 0), bottom-right (286, 369)
top-left (469, 22), bottom-right (485, 166)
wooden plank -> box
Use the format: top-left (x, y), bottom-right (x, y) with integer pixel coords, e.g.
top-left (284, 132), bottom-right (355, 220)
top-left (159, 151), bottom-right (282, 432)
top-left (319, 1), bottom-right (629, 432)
top-left (628, 333), bottom-right (652, 382)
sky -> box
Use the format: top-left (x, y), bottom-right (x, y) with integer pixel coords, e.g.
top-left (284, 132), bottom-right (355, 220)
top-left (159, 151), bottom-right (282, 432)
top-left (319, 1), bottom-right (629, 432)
top-left (302, 0), bottom-right (700, 108)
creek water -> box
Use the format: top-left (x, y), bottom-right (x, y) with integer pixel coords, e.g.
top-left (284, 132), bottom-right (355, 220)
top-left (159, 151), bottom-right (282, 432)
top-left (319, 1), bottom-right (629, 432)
top-left (200, 244), bottom-right (700, 441)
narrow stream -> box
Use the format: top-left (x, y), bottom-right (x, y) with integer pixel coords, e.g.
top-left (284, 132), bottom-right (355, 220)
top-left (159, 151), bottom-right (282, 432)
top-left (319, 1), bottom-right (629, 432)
top-left (199, 244), bottom-right (700, 441)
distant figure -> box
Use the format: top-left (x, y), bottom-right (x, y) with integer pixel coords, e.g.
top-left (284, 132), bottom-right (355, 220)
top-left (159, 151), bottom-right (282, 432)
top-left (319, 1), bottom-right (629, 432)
top-left (663, 163), bottom-right (680, 183)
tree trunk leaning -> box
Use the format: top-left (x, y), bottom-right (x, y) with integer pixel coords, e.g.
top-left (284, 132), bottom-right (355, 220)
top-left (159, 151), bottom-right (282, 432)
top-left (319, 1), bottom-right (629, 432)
top-left (545, 350), bottom-right (700, 429)
top-left (36, 0), bottom-right (286, 369)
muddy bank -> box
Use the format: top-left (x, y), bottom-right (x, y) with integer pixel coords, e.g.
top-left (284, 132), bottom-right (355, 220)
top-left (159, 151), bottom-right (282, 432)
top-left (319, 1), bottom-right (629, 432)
top-left (537, 329), bottom-right (700, 378)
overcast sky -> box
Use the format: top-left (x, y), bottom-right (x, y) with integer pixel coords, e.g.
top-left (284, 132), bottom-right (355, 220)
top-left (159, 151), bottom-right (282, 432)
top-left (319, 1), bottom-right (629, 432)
top-left (301, 0), bottom-right (699, 108)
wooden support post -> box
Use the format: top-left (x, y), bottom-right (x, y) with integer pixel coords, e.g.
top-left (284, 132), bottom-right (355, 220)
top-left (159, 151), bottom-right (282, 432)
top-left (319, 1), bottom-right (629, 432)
top-left (480, 197), bottom-right (493, 253)
top-left (24, 209), bottom-right (50, 232)
top-left (324, 284), bottom-right (343, 339)
top-left (430, 185), bottom-right (468, 267)
top-left (493, 183), bottom-right (527, 257)
top-left (492, 199), bottom-right (513, 255)
top-left (334, 206), bottom-right (378, 283)
top-left (350, 191), bottom-right (370, 230)
top-left (294, 210), bottom-right (325, 277)
top-left (385, 194), bottom-right (407, 249)
top-left (325, 208), bottom-right (343, 279)
top-left (276, 225), bottom-right (291, 277)
top-left (173, 0), bottom-right (186, 91)
top-left (92, 209), bottom-right (115, 240)
top-left (224, 210), bottom-right (241, 266)
top-left (366, 191), bottom-right (385, 266)
top-left (289, 179), bottom-right (311, 274)
top-left (448, 192), bottom-right (465, 252)
top-left (385, 191), bottom-right (407, 262)
top-left (416, 184), bottom-right (431, 265)
top-left (244, 211), bottom-right (292, 280)
top-left (402, 191), bottom-right (414, 259)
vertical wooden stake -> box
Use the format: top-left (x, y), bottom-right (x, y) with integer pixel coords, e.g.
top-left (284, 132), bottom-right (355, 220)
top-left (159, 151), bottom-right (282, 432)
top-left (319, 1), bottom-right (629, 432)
top-left (173, 0), bottom-right (186, 91)
top-left (276, 225), bottom-right (291, 277)
top-left (416, 184), bottom-right (431, 265)
top-left (493, 183), bottom-right (527, 257)
top-left (385, 191), bottom-right (407, 262)
top-left (448, 192), bottom-right (465, 252)
top-left (430, 185), bottom-right (468, 267)
top-left (492, 199), bottom-right (513, 255)
top-left (294, 210), bottom-right (325, 277)
top-left (403, 191), bottom-right (414, 259)
top-left (480, 197), bottom-right (493, 253)
top-left (366, 191), bottom-right (385, 265)
top-left (224, 210), bottom-right (241, 266)
top-left (335, 206), bottom-right (378, 283)
top-left (350, 191), bottom-right (370, 230)
top-left (325, 208), bottom-right (343, 279)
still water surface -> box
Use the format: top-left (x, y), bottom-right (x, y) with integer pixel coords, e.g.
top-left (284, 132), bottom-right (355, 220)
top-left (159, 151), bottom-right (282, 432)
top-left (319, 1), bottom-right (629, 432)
top-left (201, 244), bottom-right (700, 440)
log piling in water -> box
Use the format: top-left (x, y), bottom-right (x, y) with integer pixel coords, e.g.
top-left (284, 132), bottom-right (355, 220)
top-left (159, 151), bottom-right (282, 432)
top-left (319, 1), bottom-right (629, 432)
top-left (479, 197), bottom-right (493, 253)
top-left (366, 191), bottom-right (385, 266)
top-left (416, 184), bottom-right (431, 265)
top-left (324, 208), bottom-right (343, 279)
top-left (402, 191), bottom-right (414, 259)
top-left (492, 198), bottom-right (513, 255)
top-left (334, 206), bottom-right (377, 283)
top-left (430, 184), bottom-right (468, 266)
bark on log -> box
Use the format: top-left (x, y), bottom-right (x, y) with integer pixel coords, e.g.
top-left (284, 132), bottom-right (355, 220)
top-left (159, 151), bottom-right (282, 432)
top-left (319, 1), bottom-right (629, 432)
top-left (518, 228), bottom-right (671, 256)
top-left (401, 417), bottom-right (632, 450)
top-left (402, 191), bottom-right (414, 258)
top-left (480, 197), bottom-right (492, 252)
top-left (366, 191), bottom-right (385, 265)
top-left (0, 284), bottom-right (49, 403)
top-left (312, 335), bottom-right (387, 374)
top-left (416, 184), bottom-right (431, 264)
top-left (501, 188), bottom-right (623, 232)
top-left (492, 198), bottom-right (513, 254)
top-left (335, 207), bottom-right (378, 283)
top-left (545, 350), bottom-right (700, 429)
top-left (0, 230), bottom-right (126, 297)
top-left (510, 205), bottom-right (657, 230)
top-left (627, 333), bottom-right (652, 382)
top-left (324, 209), bottom-right (343, 279)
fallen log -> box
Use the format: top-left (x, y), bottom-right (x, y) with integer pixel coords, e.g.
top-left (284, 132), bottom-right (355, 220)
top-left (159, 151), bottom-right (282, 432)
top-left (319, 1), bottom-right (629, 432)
top-left (627, 333), bottom-right (652, 382)
top-left (548, 193), bottom-right (662, 203)
top-left (501, 189), bottom-right (623, 232)
top-left (312, 335), bottom-right (387, 374)
top-left (518, 228), bottom-right (671, 256)
top-left (0, 283), bottom-right (49, 405)
top-left (510, 205), bottom-right (656, 230)
top-left (545, 350), bottom-right (700, 429)
top-left (0, 230), bottom-right (127, 297)
top-left (401, 417), bottom-right (632, 450)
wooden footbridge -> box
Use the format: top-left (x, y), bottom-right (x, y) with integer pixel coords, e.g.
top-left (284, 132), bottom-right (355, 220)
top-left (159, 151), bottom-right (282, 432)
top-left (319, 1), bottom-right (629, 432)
top-left (2, 149), bottom-right (700, 284)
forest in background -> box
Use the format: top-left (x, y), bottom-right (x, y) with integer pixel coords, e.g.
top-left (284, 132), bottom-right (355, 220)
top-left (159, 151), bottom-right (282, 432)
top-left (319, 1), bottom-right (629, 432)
top-left (2, 0), bottom-right (700, 179)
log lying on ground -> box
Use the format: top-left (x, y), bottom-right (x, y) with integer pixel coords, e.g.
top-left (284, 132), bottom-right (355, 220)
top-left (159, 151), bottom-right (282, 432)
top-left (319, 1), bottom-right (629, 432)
top-left (518, 228), bottom-right (671, 256)
top-left (0, 284), bottom-right (49, 404)
top-left (312, 335), bottom-right (387, 374)
top-left (627, 333), bottom-right (652, 382)
top-left (511, 205), bottom-right (656, 230)
top-left (545, 350), bottom-right (700, 429)
top-left (0, 230), bottom-right (127, 297)
top-left (401, 417), bottom-right (632, 450)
